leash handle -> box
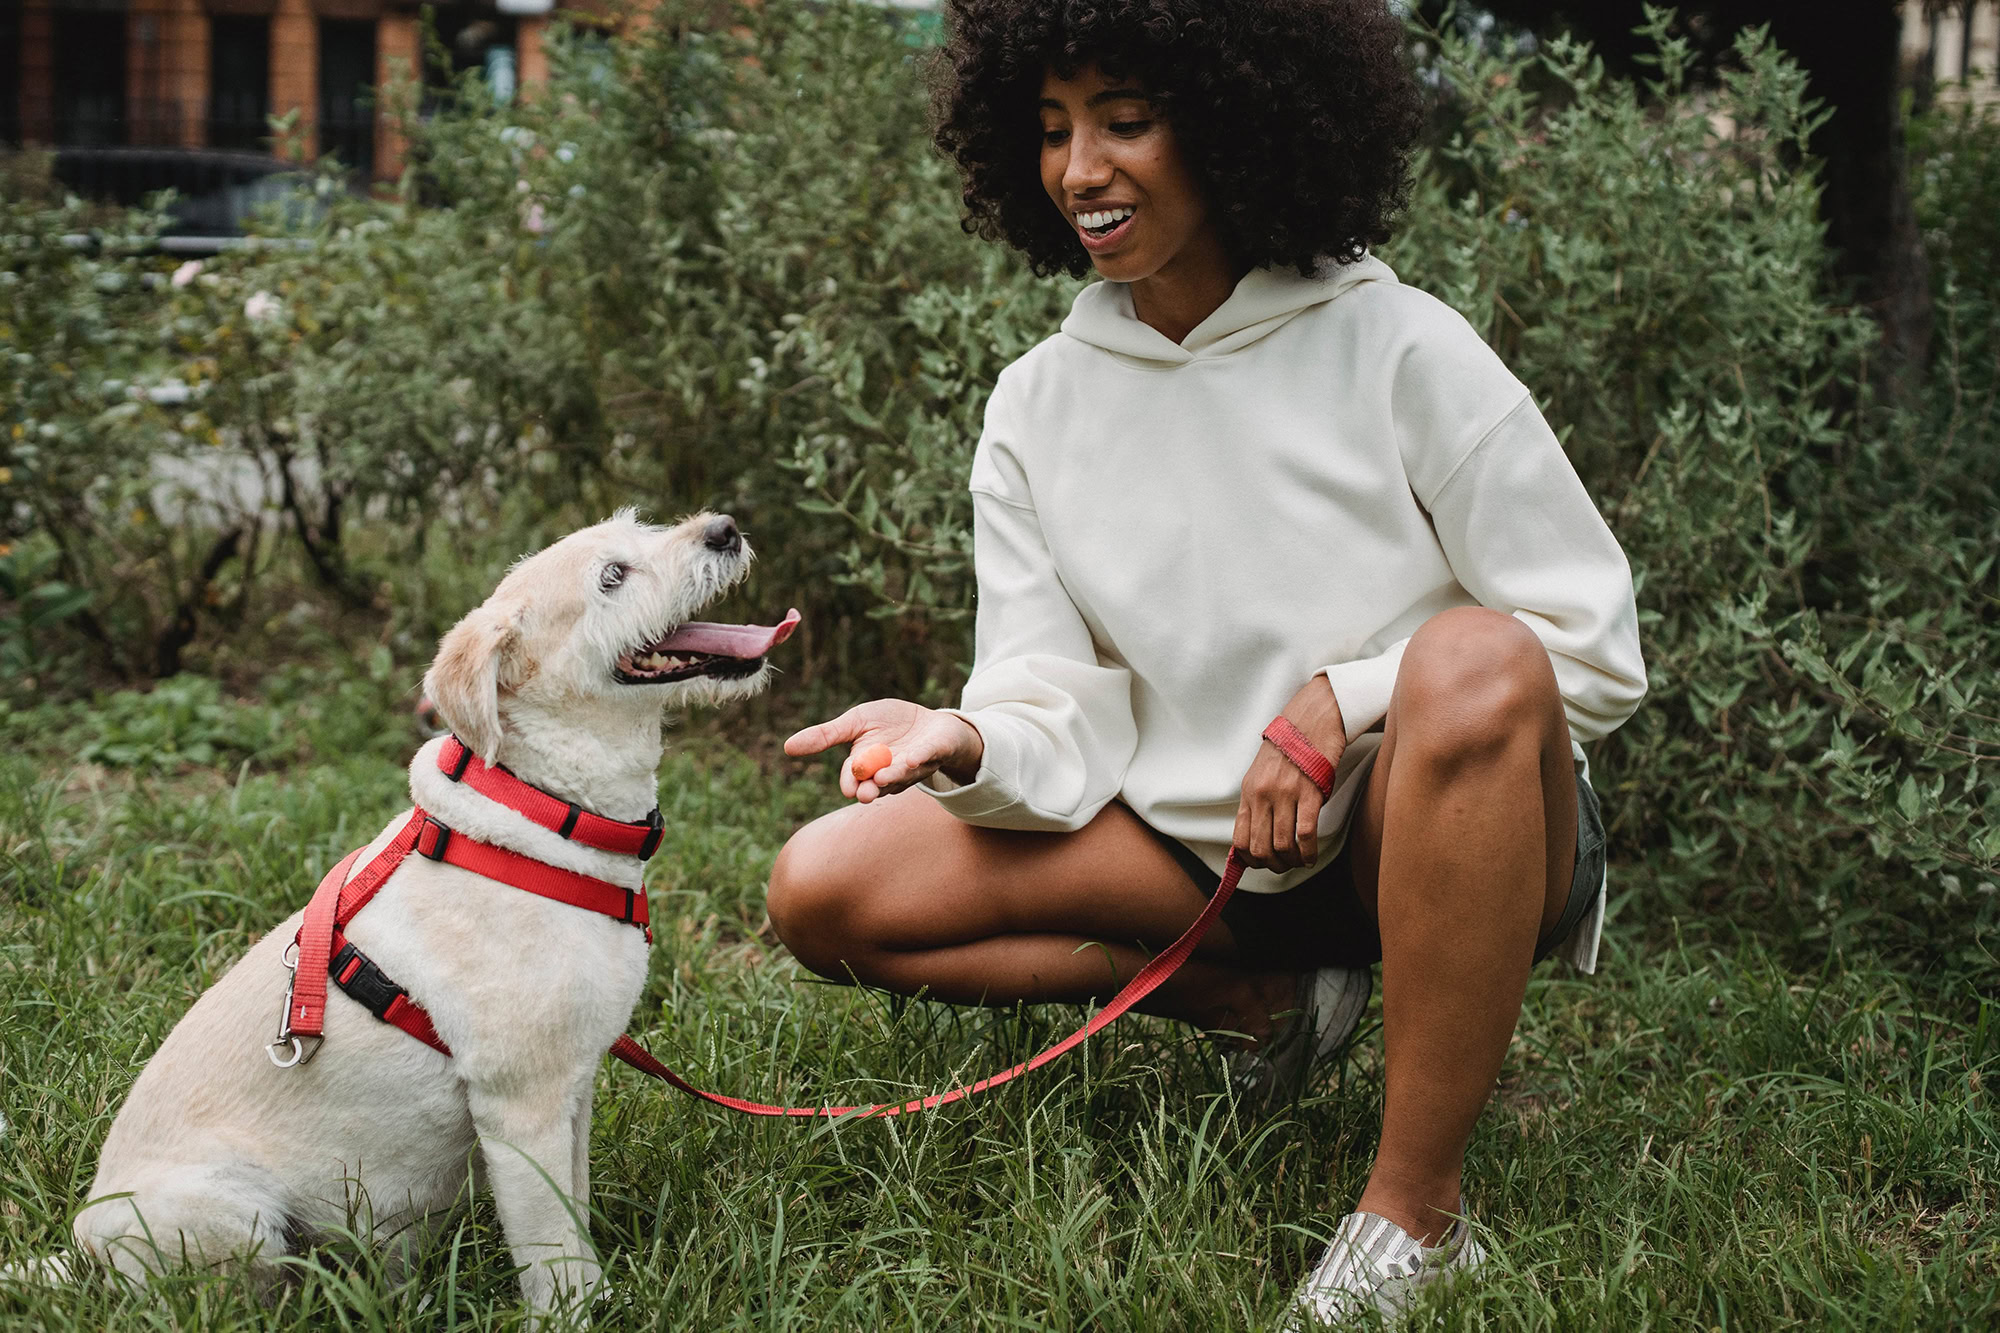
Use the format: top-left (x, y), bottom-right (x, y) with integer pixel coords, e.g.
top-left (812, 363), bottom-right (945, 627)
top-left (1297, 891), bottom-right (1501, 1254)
top-left (610, 849), bottom-right (1247, 1118)
top-left (1261, 716), bottom-right (1338, 798)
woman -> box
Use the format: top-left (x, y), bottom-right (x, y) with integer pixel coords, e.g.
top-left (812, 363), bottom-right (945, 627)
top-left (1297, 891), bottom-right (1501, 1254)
top-left (769, 0), bottom-right (1646, 1322)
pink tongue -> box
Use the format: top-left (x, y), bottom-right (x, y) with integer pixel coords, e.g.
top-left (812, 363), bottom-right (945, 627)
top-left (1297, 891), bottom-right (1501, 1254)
top-left (652, 608), bottom-right (800, 659)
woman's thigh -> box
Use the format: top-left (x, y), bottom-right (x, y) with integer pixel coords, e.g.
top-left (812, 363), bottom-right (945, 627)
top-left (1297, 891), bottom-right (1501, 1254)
top-left (1342, 607), bottom-right (1581, 935)
top-left (767, 790), bottom-right (1251, 975)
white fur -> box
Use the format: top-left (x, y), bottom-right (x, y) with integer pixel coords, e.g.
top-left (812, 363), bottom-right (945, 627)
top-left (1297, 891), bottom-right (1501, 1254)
top-left (35, 512), bottom-right (773, 1314)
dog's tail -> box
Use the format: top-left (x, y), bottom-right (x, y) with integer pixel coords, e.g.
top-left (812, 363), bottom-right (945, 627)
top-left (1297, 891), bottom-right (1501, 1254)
top-left (0, 1252), bottom-right (79, 1285)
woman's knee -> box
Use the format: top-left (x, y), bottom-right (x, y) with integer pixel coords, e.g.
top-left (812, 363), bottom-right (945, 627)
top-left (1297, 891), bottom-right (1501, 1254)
top-left (1392, 608), bottom-right (1560, 767)
top-left (766, 810), bottom-right (870, 978)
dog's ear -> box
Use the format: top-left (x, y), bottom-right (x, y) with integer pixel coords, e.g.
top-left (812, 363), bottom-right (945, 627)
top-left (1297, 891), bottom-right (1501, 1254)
top-left (424, 601), bottom-right (521, 760)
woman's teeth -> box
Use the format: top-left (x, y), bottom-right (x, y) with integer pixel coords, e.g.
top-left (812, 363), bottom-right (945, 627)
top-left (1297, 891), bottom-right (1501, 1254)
top-left (1077, 207), bottom-right (1133, 235)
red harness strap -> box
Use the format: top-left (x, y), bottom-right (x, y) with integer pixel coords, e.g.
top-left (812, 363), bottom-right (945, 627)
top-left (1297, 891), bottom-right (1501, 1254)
top-left (436, 736), bottom-right (664, 860)
top-left (275, 801), bottom-right (649, 1065)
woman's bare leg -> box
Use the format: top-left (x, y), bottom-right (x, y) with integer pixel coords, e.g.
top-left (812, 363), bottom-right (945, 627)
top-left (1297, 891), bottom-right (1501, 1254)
top-left (767, 794), bottom-right (1294, 1041)
top-left (1343, 607), bottom-right (1580, 1242)
top-left (770, 603), bottom-right (1581, 1249)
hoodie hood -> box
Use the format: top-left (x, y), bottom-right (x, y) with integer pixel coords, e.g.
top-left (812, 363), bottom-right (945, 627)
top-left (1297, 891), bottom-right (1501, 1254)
top-left (1059, 254), bottom-right (1398, 365)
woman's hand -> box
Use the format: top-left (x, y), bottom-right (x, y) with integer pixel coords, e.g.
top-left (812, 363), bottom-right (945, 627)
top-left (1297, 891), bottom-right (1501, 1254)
top-left (1234, 675), bottom-right (1347, 870)
top-left (784, 699), bottom-right (986, 803)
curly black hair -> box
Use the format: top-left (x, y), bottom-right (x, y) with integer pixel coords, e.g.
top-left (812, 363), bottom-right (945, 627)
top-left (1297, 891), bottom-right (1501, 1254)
top-left (930, 0), bottom-right (1425, 279)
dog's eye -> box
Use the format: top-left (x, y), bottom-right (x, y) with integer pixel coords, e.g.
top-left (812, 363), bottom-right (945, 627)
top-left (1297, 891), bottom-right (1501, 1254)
top-left (598, 562), bottom-right (629, 592)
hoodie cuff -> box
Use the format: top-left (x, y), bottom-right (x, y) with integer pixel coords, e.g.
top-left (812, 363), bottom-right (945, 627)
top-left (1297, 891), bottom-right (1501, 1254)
top-left (919, 709), bottom-right (1026, 819)
top-left (1319, 639), bottom-right (1411, 743)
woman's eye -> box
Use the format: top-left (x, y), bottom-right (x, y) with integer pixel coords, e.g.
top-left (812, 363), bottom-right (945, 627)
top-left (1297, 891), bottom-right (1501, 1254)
top-left (599, 563), bottom-right (628, 592)
top-left (1110, 119), bottom-right (1152, 136)
top-left (1041, 127), bottom-right (1070, 146)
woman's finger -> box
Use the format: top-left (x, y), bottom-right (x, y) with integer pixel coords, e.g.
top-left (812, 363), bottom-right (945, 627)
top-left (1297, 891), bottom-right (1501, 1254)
top-left (1295, 786), bottom-right (1323, 867)
top-left (1246, 792), bottom-right (1276, 866)
top-left (1271, 789), bottom-right (1301, 867)
top-left (857, 760), bottom-right (923, 800)
top-left (784, 707), bottom-right (867, 758)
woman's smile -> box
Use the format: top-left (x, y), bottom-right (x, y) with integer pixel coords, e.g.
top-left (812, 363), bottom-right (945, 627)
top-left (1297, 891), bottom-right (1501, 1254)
top-left (1074, 204), bottom-right (1137, 251)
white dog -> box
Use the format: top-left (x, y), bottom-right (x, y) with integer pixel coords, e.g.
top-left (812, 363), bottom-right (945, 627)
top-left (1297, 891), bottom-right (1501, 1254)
top-left (43, 510), bottom-right (793, 1313)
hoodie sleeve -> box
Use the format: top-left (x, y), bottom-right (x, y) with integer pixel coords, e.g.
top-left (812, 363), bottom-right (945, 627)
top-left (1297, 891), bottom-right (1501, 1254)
top-left (921, 383), bottom-right (1139, 830)
top-left (1323, 294), bottom-right (1647, 743)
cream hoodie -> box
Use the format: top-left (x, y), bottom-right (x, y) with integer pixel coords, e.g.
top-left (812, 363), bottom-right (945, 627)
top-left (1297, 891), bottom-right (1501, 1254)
top-left (924, 257), bottom-right (1646, 971)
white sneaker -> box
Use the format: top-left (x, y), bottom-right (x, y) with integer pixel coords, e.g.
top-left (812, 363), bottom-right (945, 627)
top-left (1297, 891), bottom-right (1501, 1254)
top-left (1230, 966), bottom-right (1372, 1104)
top-left (1281, 1200), bottom-right (1488, 1329)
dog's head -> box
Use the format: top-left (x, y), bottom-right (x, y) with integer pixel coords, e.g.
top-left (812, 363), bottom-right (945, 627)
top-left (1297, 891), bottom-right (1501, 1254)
top-left (423, 510), bottom-right (797, 759)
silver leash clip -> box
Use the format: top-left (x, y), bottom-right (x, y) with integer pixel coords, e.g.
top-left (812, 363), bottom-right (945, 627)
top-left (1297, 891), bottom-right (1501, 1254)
top-left (267, 940), bottom-right (322, 1069)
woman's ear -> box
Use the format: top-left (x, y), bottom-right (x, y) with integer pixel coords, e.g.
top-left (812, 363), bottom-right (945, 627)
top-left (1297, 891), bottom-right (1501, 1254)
top-left (423, 601), bottom-right (521, 760)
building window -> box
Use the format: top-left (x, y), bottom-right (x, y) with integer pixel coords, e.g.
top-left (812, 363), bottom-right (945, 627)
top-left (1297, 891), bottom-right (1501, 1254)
top-left (424, 12), bottom-right (520, 110)
top-left (210, 17), bottom-right (271, 152)
top-left (319, 19), bottom-right (377, 177)
top-left (54, 11), bottom-right (128, 147)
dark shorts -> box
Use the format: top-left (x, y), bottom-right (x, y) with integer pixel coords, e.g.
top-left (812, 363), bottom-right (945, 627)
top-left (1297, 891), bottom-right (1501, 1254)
top-left (1142, 770), bottom-right (1606, 972)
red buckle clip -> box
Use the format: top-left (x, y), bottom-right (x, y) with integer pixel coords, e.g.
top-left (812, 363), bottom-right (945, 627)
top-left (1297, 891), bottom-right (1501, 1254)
top-left (445, 739), bottom-right (473, 782)
top-left (416, 816), bottom-right (453, 861)
top-left (638, 808), bottom-right (664, 861)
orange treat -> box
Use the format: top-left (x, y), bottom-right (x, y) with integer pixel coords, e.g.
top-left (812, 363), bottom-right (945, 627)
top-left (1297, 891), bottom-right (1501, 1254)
top-left (850, 744), bottom-right (895, 782)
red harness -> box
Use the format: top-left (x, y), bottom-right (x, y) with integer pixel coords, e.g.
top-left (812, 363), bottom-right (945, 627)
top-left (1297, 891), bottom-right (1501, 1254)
top-left (272, 721), bottom-right (1334, 1118)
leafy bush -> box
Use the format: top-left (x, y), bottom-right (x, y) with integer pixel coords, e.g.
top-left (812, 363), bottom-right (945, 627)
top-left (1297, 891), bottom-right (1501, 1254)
top-left (1388, 14), bottom-right (1997, 948)
top-left (0, 535), bottom-right (93, 680)
top-left (76, 674), bottom-right (286, 771)
top-left (4, 3), bottom-right (1992, 955)
top-left (405, 3), bottom-right (1077, 696)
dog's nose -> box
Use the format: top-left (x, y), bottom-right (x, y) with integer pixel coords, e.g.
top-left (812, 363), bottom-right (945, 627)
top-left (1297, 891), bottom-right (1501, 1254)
top-left (703, 515), bottom-right (742, 554)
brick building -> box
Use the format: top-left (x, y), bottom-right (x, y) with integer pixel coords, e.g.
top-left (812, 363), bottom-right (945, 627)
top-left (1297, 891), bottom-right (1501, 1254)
top-left (3, 0), bottom-right (576, 183)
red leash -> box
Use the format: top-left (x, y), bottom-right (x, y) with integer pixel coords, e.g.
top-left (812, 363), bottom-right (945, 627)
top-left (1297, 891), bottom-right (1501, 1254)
top-left (603, 848), bottom-right (1246, 1118)
top-left (273, 722), bottom-right (1333, 1118)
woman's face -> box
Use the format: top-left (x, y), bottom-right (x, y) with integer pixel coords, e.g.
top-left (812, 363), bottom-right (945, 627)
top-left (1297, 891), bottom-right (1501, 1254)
top-left (1038, 65), bottom-right (1218, 285)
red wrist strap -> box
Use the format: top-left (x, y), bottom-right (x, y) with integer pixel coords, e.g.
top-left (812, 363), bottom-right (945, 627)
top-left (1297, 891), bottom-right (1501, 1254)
top-left (1261, 716), bottom-right (1336, 797)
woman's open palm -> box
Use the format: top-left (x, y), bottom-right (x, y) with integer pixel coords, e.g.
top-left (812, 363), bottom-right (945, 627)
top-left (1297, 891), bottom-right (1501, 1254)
top-left (784, 699), bottom-right (983, 802)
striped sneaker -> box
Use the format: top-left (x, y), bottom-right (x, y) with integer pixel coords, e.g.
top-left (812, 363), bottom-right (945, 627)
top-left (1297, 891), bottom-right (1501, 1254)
top-left (1281, 1200), bottom-right (1488, 1329)
top-left (1230, 965), bottom-right (1372, 1104)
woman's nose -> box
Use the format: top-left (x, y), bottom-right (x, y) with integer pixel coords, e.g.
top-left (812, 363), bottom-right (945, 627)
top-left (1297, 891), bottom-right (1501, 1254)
top-left (1063, 132), bottom-right (1113, 194)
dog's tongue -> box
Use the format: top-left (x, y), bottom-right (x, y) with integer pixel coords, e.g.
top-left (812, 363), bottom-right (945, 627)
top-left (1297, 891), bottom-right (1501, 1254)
top-left (653, 608), bottom-right (800, 659)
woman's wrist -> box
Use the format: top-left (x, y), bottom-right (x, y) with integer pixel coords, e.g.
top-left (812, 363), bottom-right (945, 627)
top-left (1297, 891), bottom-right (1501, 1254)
top-left (1284, 675), bottom-right (1347, 756)
top-left (938, 713), bottom-right (985, 785)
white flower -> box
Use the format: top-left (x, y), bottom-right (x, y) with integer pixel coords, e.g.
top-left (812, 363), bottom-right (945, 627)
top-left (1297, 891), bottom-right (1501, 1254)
top-left (243, 291), bottom-right (281, 323)
top-left (170, 260), bottom-right (203, 288)
top-left (523, 202), bottom-right (547, 235)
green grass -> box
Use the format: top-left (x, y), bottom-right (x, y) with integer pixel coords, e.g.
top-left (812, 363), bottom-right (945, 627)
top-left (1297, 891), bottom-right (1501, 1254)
top-left (1, 681), bottom-right (1995, 1331)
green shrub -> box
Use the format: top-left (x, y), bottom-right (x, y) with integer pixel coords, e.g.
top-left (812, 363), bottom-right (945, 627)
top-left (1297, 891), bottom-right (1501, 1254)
top-left (4, 4), bottom-right (1991, 956)
top-left (1385, 13), bottom-right (1997, 947)
top-left (76, 674), bottom-right (285, 771)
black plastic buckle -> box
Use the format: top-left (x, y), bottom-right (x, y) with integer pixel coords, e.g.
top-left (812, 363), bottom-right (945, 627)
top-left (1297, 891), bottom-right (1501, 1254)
top-left (622, 888), bottom-right (637, 925)
top-left (638, 808), bottom-right (664, 861)
top-left (330, 941), bottom-right (407, 1021)
top-left (446, 739), bottom-right (473, 782)
top-left (558, 802), bottom-right (582, 840)
top-left (416, 816), bottom-right (453, 861)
